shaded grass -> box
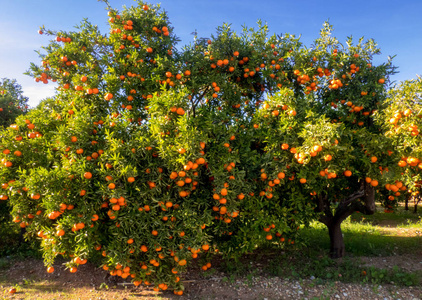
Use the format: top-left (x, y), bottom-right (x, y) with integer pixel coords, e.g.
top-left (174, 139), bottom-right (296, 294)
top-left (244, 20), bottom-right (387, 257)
top-left (350, 203), bottom-right (422, 227)
top-left (262, 251), bottom-right (421, 287)
top-left (298, 203), bottom-right (422, 257)
top-left (300, 218), bottom-right (422, 257)
top-left (217, 207), bottom-right (422, 287)
top-left (0, 280), bottom-right (162, 300)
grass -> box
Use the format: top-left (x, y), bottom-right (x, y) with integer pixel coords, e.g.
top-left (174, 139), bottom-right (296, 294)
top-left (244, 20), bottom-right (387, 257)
top-left (299, 203), bottom-right (422, 257)
top-left (350, 203), bottom-right (422, 227)
top-left (0, 281), bottom-right (157, 300)
top-left (263, 251), bottom-right (421, 287)
top-left (1, 202), bottom-right (421, 299)
top-left (300, 219), bottom-right (421, 257)
top-left (218, 203), bottom-right (422, 287)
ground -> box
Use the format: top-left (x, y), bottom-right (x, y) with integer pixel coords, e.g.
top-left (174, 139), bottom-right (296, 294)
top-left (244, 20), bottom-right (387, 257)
top-left (1, 204), bottom-right (421, 300)
top-left (1, 252), bottom-right (421, 300)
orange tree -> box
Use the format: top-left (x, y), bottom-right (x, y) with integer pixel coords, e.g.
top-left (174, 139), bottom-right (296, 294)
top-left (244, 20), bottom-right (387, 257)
top-left (0, 0), bottom-right (404, 293)
top-left (375, 77), bottom-right (422, 212)
top-left (0, 78), bottom-right (29, 254)
top-left (0, 78), bottom-right (29, 128)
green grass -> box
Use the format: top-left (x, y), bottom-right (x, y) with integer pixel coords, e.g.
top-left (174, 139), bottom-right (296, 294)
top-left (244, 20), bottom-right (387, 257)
top-left (264, 252), bottom-right (421, 287)
top-left (259, 205), bottom-right (422, 286)
top-left (298, 203), bottom-right (422, 257)
top-left (400, 217), bottom-right (422, 228)
top-left (350, 204), bottom-right (422, 227)
top-left (300, 218), bottom-right (421, 257)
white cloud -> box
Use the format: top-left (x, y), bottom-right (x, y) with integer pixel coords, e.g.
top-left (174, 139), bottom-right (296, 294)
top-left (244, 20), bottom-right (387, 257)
top-left (23, 84), bottom-right (57, 108)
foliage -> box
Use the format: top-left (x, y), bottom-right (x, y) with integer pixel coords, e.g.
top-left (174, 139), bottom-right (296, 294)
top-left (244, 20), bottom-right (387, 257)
top-left (0, 0), bottom-right (418, 293)
top-left (0, 78), bottom-right (29, 128)
top-left (374, 77), bottom-right (422, 209)
top-left (0, 78), bottom-right (30, 256)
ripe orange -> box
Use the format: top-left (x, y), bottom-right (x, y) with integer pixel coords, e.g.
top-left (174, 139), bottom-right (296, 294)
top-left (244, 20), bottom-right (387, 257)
top-left (277, 172), bottom-right (285, 179)
top-left (178, 259), bottom-right (187, 266)
top-left (344, 170), bottom-right (352, 177)
top-left (84, 172), bottom-right (92, 179)
top-left (104, 93), bottom-right (113, 101)
top-left (176, 107), bottom-right (185, 115)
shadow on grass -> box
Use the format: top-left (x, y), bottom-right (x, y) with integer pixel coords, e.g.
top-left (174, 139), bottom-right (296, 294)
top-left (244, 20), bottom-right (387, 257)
top-left (300, 221), bottom-right (422, 257)
top-left (350, 208), bottom-right (422, 228)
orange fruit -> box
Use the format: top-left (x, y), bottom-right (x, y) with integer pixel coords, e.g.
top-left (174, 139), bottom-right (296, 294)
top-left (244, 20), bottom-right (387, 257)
top-left (344, 170), bottom-right (352, 177)
top-left (104, 93), bottom-right (113, 101)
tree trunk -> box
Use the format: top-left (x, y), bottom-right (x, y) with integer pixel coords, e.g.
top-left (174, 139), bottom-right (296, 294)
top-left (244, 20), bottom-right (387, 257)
top-left (316, 181), bottom-right (376, 259)
top-left (18, 227), bottom-right (26, 245)
top-left (327, 221), bottom-right (345, 259)
top-left (414, 196), bottom-right (420, 213)
top-left (405, 197), bottom-right (409, 211)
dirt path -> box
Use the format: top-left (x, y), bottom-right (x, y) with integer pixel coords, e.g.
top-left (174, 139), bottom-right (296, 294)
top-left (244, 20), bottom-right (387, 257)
top-left (1, 257), bottom-right (421, 300)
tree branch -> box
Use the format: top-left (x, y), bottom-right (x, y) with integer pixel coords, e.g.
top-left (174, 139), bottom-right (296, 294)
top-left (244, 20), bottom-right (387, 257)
top-left (334, 181), bottom-right (375, 223)
top-left (191, 86), bottom-right (210, 117)
top-left (316, 193), bottom-right (333, 225)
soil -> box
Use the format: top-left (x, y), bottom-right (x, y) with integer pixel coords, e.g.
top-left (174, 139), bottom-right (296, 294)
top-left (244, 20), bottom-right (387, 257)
top-left (1, 255), bottom-right (421, 300)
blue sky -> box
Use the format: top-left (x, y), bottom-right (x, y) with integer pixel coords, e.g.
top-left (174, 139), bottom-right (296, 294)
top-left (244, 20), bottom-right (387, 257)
top-left (1, 0), bottom-right (421, 108)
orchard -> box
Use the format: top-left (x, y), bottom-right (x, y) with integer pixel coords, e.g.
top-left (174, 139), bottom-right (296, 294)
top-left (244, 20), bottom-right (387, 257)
top-left (0, 0), bottom-right (421, 294)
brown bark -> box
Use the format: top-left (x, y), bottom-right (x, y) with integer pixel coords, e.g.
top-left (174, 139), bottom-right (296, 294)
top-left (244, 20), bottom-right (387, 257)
top-left (317, 181), bottom-right (376, 259)
top-left (328, 221), bottom-right (345, 258)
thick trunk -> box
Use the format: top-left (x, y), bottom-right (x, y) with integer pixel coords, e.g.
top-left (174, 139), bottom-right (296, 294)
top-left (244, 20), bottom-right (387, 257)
top-left (18, 227), bottom-right (25, 244)
top-left (327, 221), bottom-right (345, 259)
top-left (317, 181), bottom-right (376, 259)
